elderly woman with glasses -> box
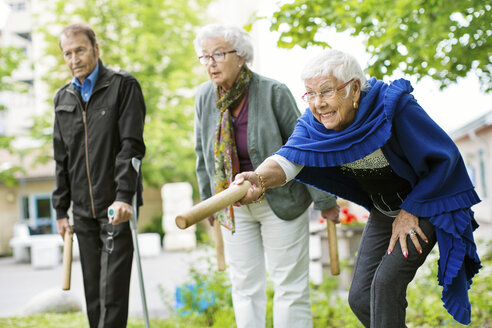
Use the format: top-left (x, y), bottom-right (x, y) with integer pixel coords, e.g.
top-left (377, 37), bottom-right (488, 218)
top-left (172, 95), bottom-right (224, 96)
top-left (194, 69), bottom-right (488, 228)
top-left (192, 24), bottom-right (339, 328)
top-left (235, 49), bottom-right (482, 327)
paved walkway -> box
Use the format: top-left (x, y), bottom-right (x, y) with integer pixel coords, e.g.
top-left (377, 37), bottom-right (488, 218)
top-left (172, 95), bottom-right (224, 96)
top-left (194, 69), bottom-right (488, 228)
top-left (1, 221), bottom-right (490, 320)
top-left (0, 245), bottom-right (214, 319)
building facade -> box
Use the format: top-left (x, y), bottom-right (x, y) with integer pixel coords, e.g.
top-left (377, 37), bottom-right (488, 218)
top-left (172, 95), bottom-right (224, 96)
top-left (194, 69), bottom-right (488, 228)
top-left (451, 110), bottom-right (492, 224)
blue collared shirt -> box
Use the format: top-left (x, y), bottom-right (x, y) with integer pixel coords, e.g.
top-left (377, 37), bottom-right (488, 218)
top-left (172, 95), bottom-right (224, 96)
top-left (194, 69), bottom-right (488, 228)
top-left (71, 63), bottom-right (99, 102)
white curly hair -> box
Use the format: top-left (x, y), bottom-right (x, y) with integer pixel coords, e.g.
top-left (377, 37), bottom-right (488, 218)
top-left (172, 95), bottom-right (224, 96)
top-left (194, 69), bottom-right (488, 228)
top-left (193, 24), bottom-right (254, 65)
top-left (301, 49), bottom-right (369, 96)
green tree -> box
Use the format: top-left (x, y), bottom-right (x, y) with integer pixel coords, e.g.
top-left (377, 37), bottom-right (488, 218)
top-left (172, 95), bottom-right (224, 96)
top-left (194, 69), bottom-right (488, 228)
top-left (34, 0), bottom-right (212, 188)
top-left (0, 46), bottom-right (27, 186)
top-left (270, 0), bottom-right (491, 91)
top-left (0, 46), bottom-right (26, 100)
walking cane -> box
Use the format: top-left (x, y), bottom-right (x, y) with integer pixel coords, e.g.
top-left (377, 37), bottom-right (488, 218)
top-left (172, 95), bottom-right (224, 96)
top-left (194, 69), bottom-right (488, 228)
top-left (130, 157), bottom-right (150, 328)
top-left (326, 220), bottom-right (340, 275)
top-left (213, 220), bottom-right (226, 271)
top-left (108, 158), bottom-right (150, 328)
top-left (61, 229), bottom-right (73, 290)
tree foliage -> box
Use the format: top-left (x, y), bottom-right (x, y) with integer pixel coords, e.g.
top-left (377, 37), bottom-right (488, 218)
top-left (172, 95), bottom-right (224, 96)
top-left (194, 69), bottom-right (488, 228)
top-left (270, 0), bottom-right (491, 92)
top-left (0, 46), bottom-right (27, 186)
top-left (34, 0), bottom-right (212, 189)
top-left (0, 46), bottom-right (26, 104)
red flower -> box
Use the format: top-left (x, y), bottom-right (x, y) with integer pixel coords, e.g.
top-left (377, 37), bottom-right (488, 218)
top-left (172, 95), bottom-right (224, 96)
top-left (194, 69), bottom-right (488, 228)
top-left (339, 207), bottom-right (360, 225)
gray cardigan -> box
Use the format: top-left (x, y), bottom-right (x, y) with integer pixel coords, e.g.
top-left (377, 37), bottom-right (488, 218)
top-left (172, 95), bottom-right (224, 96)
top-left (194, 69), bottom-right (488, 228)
top-left (194, 72), bottom-right (337, 220)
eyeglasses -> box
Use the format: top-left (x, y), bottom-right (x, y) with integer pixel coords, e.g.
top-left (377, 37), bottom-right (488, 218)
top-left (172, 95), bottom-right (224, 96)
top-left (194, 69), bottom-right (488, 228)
top-left (302, 78), bottom-right (355, 102)
top-left (198, 50), bottom-right (237, 65)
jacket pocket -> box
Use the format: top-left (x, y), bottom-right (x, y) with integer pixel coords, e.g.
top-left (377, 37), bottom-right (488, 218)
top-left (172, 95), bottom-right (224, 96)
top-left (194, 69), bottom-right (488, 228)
top-left (55, 104), bottom-right (77, 146)
top-left (55, 104), bottom-right (76, 113)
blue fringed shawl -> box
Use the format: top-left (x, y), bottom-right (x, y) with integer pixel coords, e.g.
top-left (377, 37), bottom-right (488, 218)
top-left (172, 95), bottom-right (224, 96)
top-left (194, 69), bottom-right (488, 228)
top-left (276, 78), bottom-right (482, 325)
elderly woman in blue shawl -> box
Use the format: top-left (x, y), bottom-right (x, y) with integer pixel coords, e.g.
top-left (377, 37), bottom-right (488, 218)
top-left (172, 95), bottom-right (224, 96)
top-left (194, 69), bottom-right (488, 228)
top-left (234, 49), bottom-right (481, 327)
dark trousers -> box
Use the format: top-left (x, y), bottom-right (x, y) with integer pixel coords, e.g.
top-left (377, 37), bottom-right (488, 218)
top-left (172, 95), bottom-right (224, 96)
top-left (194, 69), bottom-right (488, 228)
top-left (348, 208), bottom-right (437, 328)
top-left (74, 216), bottom-right (134, 328)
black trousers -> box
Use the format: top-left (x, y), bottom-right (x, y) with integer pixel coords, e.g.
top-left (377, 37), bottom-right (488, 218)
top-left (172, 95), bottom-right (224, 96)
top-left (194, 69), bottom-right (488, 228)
top-left (348, 208), bottom-right (437, 328)
top-left (74, 216), bottom-right (134, 328)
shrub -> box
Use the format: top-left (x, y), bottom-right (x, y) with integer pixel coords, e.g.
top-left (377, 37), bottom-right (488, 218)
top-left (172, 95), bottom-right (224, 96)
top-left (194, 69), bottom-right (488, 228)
top-left (164, 255), bottom-right (233, 326)
top-left (139, 213), bottom-right (165, 239)
top-left (406, 240), bottom-right (492, 328)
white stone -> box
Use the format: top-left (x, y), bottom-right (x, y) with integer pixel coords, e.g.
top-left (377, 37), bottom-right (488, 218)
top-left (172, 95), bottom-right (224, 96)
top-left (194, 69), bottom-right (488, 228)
top-left (23, 288), bottom-right (83, 315)
top-left (11, 245), bottom-right (30, 263)
top-left (161, 182), bottom-right (195, 233)
top-left (163, 232), bottom-right (196, 251)
top-left (30, 235), bottom-right (63, 269)
top-left (309, 260), bottom-right (323, 285)
top-left (137, 233), bottom-right (161, 257)
top-left (309, 234), bottom-right (321, 260)
top-left (9, 223), bottom-right (31, 262)
top-left (161, 182), bottom-right (197, 251)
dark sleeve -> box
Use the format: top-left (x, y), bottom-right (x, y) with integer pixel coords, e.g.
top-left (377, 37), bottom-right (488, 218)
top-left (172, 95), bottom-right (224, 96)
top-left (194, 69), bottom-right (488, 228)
top-left (307, 186), bottom-right (338, 210)
top-left (114, 76), bottom-right (146, 204)
top-left (52, 93), bottom-right (71, 219)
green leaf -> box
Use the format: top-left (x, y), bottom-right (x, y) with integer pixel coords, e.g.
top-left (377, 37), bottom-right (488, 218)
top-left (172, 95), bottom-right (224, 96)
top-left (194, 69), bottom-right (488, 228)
top-left (269, 0), bottom-right (491, 92)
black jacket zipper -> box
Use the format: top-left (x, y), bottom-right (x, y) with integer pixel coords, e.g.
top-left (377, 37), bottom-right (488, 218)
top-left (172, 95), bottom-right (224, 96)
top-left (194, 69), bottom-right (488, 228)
top-left (67, 83), bottom-right (109, 219)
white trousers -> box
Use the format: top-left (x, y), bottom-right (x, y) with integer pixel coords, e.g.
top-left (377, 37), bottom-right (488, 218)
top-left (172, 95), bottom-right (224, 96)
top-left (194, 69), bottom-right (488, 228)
top-left (222, 200), bottom-right (312, 328)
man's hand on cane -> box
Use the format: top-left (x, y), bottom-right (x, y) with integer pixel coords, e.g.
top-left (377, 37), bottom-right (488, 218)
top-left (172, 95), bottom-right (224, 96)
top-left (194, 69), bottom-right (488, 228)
top-left (108, 201), bottom-right (133, 225)
top-left (57, 218), bottom-right (73, 240)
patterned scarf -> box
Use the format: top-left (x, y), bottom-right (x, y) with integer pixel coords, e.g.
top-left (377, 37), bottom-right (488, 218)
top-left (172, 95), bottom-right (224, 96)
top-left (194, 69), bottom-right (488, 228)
top-left (213, 66), bottom-right (252, 232)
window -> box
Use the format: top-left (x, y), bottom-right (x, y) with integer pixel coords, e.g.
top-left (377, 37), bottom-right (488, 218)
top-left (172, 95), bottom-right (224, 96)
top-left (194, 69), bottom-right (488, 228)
top-left (465, 154), bottom-right (476, 186)
top-left (478, 150), bottom-right (488, 198)
top-left (36, 197), bottom-right (51, 217)
top-left (20, 194), bottom-right (56, 234)
top-left (9, 1), bottom-right (26, 11)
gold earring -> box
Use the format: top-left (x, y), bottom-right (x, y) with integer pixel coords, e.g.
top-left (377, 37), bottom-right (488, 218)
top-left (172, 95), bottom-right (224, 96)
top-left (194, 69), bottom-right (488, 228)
top-left (353, 101), bottom-right (358, 110)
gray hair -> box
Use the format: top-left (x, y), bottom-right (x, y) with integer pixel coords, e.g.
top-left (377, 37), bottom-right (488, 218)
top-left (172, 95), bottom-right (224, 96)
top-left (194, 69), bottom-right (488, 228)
top-left (60, 23), bottom-right (97, 49)
top-left (301, 50), bottom-right (369, 95)
top-left (193, 24), bottom-right (254, 65)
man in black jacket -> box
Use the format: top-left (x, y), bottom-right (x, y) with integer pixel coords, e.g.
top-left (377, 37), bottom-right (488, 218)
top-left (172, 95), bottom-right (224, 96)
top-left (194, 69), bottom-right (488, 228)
top-left (53, 23), bottom-right (146, 328)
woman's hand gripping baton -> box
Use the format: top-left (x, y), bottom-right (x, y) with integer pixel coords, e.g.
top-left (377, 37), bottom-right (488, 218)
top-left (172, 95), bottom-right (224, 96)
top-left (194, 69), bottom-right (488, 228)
top-left (175, 181), bottom-right (252, 229)
top-left (175, 181), bottom-right (251, 271)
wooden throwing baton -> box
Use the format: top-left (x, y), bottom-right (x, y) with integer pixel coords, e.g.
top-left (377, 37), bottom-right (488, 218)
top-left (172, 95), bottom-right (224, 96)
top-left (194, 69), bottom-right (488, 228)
top-left (62, 229), bottom-right (73, 290)
top-left (326, 220), bottom-right (340, 275)
top-left (213, 221), bottom-right (226, 271)
top-left (175, 180), bottom-right (252, 229)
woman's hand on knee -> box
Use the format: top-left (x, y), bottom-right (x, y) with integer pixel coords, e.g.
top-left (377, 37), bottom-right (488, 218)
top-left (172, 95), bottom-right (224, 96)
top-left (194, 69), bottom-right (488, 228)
top-left (387, 209), bottom-right (429, 258)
